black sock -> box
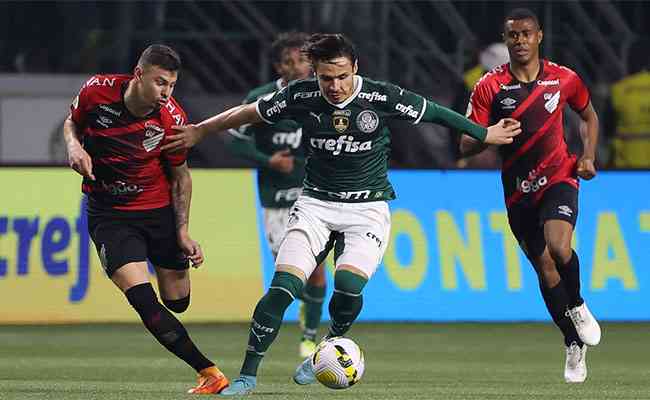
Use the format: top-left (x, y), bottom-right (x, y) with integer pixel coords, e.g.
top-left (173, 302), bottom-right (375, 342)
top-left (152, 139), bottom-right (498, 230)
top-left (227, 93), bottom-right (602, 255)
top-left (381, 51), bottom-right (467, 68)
top-left (125, 283), bottom-right (213, 372)
top-left (539, 281), bottom-right (583, 347)
top-left (557, 251), bottom-right (583, 308)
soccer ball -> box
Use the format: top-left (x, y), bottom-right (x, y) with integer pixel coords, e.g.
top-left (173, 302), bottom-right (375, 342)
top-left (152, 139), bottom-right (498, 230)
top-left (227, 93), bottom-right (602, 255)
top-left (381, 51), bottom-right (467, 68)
top-left (311, 337), bottom-right (365, 389)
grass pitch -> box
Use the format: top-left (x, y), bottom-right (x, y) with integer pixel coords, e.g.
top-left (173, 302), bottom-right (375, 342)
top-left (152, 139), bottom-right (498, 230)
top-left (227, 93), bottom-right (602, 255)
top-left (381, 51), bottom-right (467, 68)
top-left (1, 323), bottom-right (648, 399)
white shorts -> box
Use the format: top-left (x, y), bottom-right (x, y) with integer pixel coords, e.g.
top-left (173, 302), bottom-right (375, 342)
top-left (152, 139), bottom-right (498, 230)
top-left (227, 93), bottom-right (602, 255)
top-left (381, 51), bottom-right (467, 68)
top-left (275, 195), bottom-right (391, 279)
top-left (263, 207), bottom-right (291, 255)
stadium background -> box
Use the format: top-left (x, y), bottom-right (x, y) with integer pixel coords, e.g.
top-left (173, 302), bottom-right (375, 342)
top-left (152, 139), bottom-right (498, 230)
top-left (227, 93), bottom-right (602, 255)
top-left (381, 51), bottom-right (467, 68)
top-left (1, 0), bottom-right (647, 324)
top-left (2, 2), bottom-right (650, 399)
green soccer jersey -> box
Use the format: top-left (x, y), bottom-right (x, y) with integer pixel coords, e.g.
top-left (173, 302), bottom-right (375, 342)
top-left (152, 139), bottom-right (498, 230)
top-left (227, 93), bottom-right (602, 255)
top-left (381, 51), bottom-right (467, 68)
top-left (231, 79), bottom-right (306, 208)
top-left (256, 76), bottom-right (428, 203)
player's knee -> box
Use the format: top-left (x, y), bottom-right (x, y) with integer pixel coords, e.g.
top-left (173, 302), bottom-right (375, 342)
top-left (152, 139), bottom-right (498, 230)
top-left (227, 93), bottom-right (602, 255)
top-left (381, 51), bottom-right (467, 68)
top-left (162, 294), bottom-right (190, 313)
top-left (269, 271), bottom-right (304, 301)
top-left (547, 240), bottom-right (572, 265)
top-left (334, 270), bottom-right (367, 296)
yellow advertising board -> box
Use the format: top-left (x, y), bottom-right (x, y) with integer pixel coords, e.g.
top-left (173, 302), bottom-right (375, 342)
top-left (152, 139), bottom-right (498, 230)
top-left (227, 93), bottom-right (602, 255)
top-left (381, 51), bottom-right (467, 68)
top-left (0, 168), bottom-right (264, 323)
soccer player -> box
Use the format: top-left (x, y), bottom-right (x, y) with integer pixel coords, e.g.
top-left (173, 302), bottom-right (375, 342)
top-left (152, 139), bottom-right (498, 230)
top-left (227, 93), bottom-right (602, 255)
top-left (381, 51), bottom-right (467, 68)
top-left (460, 9), bottom-right (601, 383)
top-left (225, 32), bottom-right (327, 358)
top-left (162, 33), bottom-right (521, 395)
top-left (63, 44), bottom-right (229, 394)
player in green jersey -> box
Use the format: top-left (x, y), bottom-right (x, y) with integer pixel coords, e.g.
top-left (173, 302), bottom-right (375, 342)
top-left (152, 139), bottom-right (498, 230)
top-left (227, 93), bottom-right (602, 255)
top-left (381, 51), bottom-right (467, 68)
top-left (162, 33), bottom-right (521, 395)
top-left (225, 32), bottom-right (326, 358)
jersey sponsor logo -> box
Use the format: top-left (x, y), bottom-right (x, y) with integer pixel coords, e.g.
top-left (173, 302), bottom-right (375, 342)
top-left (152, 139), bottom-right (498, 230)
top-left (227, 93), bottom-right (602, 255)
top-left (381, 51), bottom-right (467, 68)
top-left (395, 103), bottom-right (419, 119)
top-left (293, 90), bottom-right (321, 100)
top-left (100, 180), bottom-right (144, 196)
top-left (165, 102), bottom-right (185, 125)
top-left (500, 97), bottom-right (517, 109)
top-left (500, 83), bottom-right (522, 91)
top-left (544, 91), bottom-right (561, 113)
top-left (272, 128), bottom-right (302, 149)
top-left (516, 171), bottom-right (548, 194)
top-left (358, 91), bottom-right (387, 102)
top-left (99, 104), bottom-right (122, 117)
top-left (329, 190), bottom-right (372, 201)
top-left (275, 187), bottom-right (302, 202)
top-left (143, 122), bottom-right (165, 152)
top-left (309, 112), bottom-right (323, 123)
top-left (310, 135), bottom-right (372, 155)
top-left (265, 99), bottom-right (287, 118)
top-left (558, 205), bottom-right (573, 217)
top-left (537, 79), bottom-right (560, 86)
top-left (356, 110), bottom-right (380, 133)
top-left (84, 76), bottom-right (116, 88)
top-left (96, 115), bottom-right (113, 128)
top-left (366, 231), bottom-right (383, 248)
top-left (332, 109), bottom-right (351, 133)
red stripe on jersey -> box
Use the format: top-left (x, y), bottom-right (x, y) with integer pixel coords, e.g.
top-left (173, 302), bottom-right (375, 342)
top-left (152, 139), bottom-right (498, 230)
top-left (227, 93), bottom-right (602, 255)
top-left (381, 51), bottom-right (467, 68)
top-left (510, 83), bottom-right (547, 120)
top-left (505, 144), bottom-right (566, 207)
top-left (502, 109), bottom-right (562, 171)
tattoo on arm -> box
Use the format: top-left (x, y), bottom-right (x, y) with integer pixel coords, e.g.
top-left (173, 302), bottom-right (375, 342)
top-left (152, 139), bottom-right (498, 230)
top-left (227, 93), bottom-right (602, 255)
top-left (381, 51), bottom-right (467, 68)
top-left (170, 162), bottom-right (192, 233)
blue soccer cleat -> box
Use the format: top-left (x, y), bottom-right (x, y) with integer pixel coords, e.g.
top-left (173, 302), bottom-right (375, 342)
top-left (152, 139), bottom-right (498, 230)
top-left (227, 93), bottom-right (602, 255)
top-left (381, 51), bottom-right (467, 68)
top-left (219, 375), bottom-right (257, 396)
top-left (293, 357), bottom-right (317, 385)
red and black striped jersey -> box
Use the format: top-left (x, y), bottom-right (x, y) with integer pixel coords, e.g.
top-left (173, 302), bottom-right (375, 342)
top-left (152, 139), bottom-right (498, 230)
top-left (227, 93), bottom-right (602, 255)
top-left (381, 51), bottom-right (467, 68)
top-left (70, 74), bottom-right (188, 211)
top-left (467, 60), bottom-right (590, 207)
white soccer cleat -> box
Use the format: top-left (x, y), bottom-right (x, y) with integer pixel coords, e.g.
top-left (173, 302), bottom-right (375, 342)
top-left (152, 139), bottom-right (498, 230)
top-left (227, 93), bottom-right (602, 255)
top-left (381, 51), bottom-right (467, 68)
top-left (566, 302), bottom-right (601, 346)
top-left (564, 342), bottom-right (587, 383)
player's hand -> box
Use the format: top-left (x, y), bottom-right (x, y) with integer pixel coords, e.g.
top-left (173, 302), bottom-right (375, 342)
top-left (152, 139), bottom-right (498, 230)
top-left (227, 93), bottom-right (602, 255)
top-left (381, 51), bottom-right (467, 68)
top-left (485, 118), bottom-right (521, 145)
top-left (161, 124), bottom-right (204, 152)
top-left (577, 156), bottom-right (597, 180)
top-left (67, 143), bottom-right (95, 180)
top-left (269, 149), bottom-right (295, 174)
top-left (178, 233), bottom-right (204, 268)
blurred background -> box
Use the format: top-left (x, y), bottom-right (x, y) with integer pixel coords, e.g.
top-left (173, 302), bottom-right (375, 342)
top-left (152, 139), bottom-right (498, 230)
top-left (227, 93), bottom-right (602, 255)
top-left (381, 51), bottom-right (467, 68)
top-left (0, 1), bottom-right (648, 325)
top-left (1, 0), bottom-right (649, 169)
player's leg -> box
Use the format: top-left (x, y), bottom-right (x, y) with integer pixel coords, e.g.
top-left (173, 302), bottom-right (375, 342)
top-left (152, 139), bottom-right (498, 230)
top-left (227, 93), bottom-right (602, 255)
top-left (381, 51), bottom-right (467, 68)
top-left (145, 207), bottom-right (228, 393)
top-left (541, 184), bottom-right (600, 347)
top-left (299, 262), bottom-right (326, 357)
top-left (222, 198), bottom-right (332, 395)
top-left (294, 200), bottom-right (389, 386)
top-left (507, 203), bottom-right (585, 382)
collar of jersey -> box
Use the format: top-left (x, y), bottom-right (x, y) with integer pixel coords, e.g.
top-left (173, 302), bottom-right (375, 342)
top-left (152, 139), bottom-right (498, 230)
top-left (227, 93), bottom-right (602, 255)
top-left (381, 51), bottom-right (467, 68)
top-left (319, 75), bottom-right (363, 109)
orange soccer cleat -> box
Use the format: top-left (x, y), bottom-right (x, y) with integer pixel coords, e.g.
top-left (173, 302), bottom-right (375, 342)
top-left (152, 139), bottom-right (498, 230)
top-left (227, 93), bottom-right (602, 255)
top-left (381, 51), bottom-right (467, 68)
top-left (187, 366), bottom-right (230, 394)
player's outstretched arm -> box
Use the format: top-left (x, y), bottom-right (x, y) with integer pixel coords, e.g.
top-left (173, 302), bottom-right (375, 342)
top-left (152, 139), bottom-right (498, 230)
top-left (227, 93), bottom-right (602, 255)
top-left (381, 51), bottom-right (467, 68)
top-left (169, 161), bottom-right (204, 268)
top-left (63, 115), bottom-right (95, 180)
top-left (162, 103), bottom-right (262, 152)
top-left (421, 100), bottom-right (521, 144)
top-left (576, 101), bottom-right (599, 180)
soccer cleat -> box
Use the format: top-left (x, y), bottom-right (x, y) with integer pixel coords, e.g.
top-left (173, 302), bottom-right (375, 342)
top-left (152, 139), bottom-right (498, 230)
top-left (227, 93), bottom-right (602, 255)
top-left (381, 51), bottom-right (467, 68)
top-left (566, 302), bottom-right (601, 346)
top-left (299, 339), bottom-right (317, 358)
top-left (219, 375), bottom-right (257, 396)
top-left (187, 366), bottom-right (229, 394)
top-left (293, 356), bottom-right (317, 385)
top-left (564, 342), bottom-right (587, 383)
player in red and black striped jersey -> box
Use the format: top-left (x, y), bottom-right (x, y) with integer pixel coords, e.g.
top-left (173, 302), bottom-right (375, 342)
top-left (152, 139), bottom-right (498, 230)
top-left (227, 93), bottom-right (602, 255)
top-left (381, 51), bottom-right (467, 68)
top-left (63, 44), bottom-right (228, 394)
top-left (461, 9), bottom-right (601, 383)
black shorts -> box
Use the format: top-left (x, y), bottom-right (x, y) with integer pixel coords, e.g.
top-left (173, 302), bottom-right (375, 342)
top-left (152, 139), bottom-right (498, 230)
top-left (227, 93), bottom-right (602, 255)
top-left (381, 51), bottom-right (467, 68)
top-left (88, 206), bottom-right (189, 277)
top-left (507, 182), bottom-right (578, 259)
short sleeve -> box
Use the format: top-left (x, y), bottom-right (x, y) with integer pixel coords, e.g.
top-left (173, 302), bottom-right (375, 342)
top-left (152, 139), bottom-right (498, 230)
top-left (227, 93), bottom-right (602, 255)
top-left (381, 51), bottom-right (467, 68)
top-left (567, 71), bottom-right (590, 113)
top-left (466, 78), bottom-right (493, 127)
top-left (69, 77), bottom-right (93, 127)
top-left (385, 83), bottom-right (428, 124)
top-left (255, 85), bottom-right (294, 124)
top-left (162, 104), bottom-right (189, 166)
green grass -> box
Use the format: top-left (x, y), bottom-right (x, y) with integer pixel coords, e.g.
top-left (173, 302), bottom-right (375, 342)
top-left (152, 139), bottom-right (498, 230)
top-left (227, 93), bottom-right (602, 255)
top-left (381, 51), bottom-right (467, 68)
top-left (1, 323), bottom-right (648, 399)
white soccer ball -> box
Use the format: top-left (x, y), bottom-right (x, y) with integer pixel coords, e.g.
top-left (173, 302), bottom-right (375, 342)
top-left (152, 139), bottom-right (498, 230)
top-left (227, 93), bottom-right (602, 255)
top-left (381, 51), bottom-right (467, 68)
top-left (311, 337), bottom-right (365, 389)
